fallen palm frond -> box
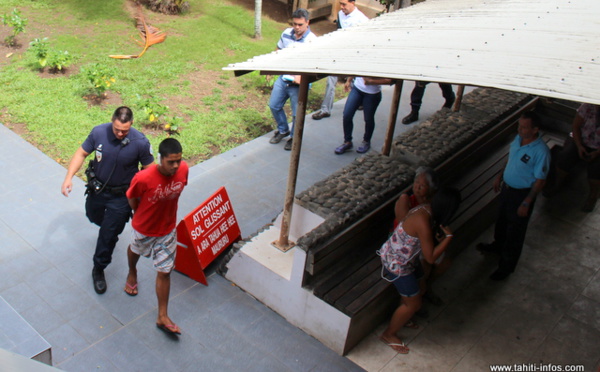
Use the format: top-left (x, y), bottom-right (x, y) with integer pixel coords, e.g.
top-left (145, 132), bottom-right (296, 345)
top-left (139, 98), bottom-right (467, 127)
top-left (109, 4), bottom-right (166, 59)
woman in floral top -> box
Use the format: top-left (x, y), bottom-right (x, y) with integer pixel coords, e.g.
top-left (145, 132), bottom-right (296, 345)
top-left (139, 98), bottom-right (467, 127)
top-left (553, 103), bottom-right (600, 212)
top-left (377, 187), bottom-right (460, 354)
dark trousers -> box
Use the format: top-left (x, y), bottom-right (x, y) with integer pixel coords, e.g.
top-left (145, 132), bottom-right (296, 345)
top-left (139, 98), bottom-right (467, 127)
top-left (410, 82), bottom-right (455, 111)
top-left (493, 185), bottom-right (534, 273)
top-left (342, 87), bottom-right (382, 143)
top-left (85, 191), bottom-right (131, 270)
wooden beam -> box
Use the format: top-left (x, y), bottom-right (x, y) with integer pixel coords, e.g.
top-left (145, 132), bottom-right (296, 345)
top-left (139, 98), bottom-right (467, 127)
top-left (274, 76), bottom-right (310, 252)
top-left (453, 85), bottom-right (465, 112)
top-left (382, 80), bottom-right (403, 156)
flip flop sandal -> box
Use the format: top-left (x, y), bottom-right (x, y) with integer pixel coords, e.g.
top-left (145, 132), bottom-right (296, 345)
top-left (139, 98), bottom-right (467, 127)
top-left (156, 323), bottom-right (181, 335)
top-left (124, 282), bottom-right (138, 296)
top-left (380, 336), bottom-right (410, 354)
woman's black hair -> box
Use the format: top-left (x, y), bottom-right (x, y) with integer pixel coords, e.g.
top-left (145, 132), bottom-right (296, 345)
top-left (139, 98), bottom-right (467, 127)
top-left (431, 187), bottom-right (462, 226)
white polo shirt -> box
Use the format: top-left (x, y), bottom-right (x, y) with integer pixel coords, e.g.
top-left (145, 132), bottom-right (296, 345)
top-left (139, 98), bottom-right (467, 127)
top-left (338, 7), bottom-right (369, 29)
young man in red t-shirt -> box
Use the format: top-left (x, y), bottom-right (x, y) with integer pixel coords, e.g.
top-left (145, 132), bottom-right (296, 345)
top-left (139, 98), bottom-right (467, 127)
top-left (125, 138), bottom-right (189, 335)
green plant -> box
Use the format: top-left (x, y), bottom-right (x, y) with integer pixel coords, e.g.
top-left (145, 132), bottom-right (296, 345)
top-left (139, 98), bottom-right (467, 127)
top-left (163, 115), bottom-right (183, 134)
top-left (80, 63), bottom-right (116, 96)
top-left (1, 8), bottom-right (27, 46)
top-left (29, 37), bottom-right (49, 68)
top-left (47, 50), bottom-right (74, 72)
top-left (134, 94), bottom-right (169, 125)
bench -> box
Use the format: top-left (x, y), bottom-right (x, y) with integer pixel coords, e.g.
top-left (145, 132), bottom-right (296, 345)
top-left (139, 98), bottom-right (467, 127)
top-left (302, 99), bottom-right (571, 354)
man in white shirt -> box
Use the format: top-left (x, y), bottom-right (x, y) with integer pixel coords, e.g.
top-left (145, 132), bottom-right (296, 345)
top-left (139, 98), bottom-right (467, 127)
top-left (312, 0), bottom-right (369, 120)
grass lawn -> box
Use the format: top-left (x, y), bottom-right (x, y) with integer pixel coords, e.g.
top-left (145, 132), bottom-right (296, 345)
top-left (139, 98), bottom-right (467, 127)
top-left (0, 0), bottom-right (332, 169)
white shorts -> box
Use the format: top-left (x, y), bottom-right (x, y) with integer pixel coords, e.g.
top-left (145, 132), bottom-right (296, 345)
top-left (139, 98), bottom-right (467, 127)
top-left (129, 228), bottom-right (177, 273)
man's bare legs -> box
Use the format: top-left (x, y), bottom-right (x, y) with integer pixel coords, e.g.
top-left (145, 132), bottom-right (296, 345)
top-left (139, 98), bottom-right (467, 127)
top-left (124, 246), bottom-right (139, 296)
top-left (156, 271), bottom-right (180, 333)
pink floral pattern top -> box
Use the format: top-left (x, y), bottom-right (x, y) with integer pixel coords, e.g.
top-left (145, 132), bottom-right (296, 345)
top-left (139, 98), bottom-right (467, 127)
top-left (578, 103), bottom-right (600, 149)
top-left (378, 205), bottom-right (430, 277)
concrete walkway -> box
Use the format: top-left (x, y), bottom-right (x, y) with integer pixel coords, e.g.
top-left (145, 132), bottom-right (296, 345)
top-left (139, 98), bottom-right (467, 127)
top-left (1, 81), bottom-right (599, 371)
top-left (0, 82), bottom-right (424, 371)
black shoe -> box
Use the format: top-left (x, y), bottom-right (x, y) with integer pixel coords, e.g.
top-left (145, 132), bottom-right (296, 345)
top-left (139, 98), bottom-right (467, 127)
top-left (476, 242), bottom-right (499, 254)
top-left (284, 138), bottom-right (293, 151)
top-left (443, 96), bottom-right (455, 109)
top-left (312, 111), bottom-right (331, 120)
top-left (490, 269), bottom-right (510, 281)
top-left (92, 267), bottom-right (107, 294)
top-left (402, 111), bottom-right (419, 125)
top-left (269, 131), bottom-right (290, 144)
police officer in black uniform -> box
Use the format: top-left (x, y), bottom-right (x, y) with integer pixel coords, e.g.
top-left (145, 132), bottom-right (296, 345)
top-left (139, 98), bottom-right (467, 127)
top-left (61, 106), bottom-right (154, 294)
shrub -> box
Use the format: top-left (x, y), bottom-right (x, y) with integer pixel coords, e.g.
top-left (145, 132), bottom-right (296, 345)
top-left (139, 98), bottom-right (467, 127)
top-left (48, 50), bottom-right (74, 72)
top-left (134, 94), bottom-right (169, 126)
top-left (80, 63), bottom-right (116, 96)
top-left (29, 37), bottom-right (50, 68)
top-left (1, 8), bottom-right (28, 46)
top-left (163, 115), bottom-right (183, 134)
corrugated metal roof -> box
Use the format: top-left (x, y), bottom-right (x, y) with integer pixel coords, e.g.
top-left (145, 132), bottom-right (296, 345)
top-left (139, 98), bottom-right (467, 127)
top-left (224, 0), bottom-right (600, 104)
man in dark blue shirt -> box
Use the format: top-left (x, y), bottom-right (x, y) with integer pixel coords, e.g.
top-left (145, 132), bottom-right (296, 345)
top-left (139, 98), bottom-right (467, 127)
top-left (61, 106), bottom-right (154, 294)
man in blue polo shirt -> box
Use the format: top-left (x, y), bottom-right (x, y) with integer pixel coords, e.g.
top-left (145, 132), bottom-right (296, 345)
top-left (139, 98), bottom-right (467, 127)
top-left (61, 106), bottom-right (154, 294)
top-left (268, 8), bottom-right (317, 151)
top-left (477, 111), bottom-right (550, 280)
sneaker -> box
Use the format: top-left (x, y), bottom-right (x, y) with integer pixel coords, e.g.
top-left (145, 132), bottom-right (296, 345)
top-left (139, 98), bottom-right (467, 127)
top-left (284, 138), bottom-right (293, 151)
top-left (357, 141), bottom-right (370, 154)
top-left (402, 111), bottom-right (419, 125)
top-left (269, 131), bottom-right (290, 144)
top-left (334, 142), bottom-right (353, 154)
top-left (92, 267), bottom-right (107, 294)
top-left (312, 111), bottom-right (331, 120)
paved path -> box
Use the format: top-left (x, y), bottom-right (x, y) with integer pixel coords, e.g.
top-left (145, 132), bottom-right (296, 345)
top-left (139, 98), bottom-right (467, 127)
top-left (0, 82), bottom-right (439, 371)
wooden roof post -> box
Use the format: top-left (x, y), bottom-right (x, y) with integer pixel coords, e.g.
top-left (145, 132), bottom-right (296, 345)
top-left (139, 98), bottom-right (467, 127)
top-left (453, 85), bottom-right (465, 112)
top-left (273, 76), bottom-right (310, 252)
top-left (382, 80), bottom-right (403, 156)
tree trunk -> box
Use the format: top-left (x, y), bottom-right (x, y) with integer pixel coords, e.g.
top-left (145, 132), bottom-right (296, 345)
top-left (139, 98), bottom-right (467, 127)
top-left (254, 0), bottom-right (262, 39)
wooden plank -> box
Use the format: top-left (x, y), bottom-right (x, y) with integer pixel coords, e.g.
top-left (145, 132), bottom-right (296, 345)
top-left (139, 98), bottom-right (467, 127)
top-left (323, 254), bottom-right (380, 305)
top-left (345, 279), bottom-right (394, 317)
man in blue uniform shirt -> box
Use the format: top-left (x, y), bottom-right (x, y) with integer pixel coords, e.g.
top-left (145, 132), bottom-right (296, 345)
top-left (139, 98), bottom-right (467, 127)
top-left (478, 111), bottom-right (550, 280)
top-left (61, 106), bottom-right (154, 294)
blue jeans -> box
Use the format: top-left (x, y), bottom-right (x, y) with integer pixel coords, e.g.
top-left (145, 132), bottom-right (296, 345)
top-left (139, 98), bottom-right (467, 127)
top-left (342, 86), bottom-right (382, 143)
top-left (320, 75), bottom-right (338, 114)
top-left (383, 264), bottom-right (424, 298)
top-left (269, 76), bottom-right (299, 137)
top-left (86, 191), bottom-right (132, 270)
